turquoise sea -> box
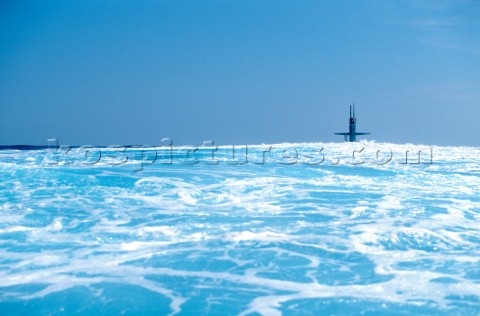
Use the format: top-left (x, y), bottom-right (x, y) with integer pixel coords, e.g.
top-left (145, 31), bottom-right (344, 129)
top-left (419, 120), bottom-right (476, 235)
top-left (1, 141), bottom-right (479, 315)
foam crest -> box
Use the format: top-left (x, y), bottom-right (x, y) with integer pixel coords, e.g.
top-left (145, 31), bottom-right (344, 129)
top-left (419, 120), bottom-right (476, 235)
top-left (1, 142), bottom-right (480, 314)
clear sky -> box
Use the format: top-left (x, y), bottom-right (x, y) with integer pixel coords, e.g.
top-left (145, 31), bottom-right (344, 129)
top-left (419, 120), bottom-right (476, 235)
top-left (1, 0), bottom-right (479, 146)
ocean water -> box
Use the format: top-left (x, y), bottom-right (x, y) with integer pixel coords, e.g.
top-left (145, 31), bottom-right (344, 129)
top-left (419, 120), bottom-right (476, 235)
top-left (1, 141), bottom-right (480, 315)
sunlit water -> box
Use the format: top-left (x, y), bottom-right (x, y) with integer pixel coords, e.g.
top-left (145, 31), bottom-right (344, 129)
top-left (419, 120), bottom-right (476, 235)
top-left (1, 141), bottom-right (479, 315)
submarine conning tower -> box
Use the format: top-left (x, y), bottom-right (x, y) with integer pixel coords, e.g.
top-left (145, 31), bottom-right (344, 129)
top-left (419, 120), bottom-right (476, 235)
top-left (334, 103), bottom-right (371, 142)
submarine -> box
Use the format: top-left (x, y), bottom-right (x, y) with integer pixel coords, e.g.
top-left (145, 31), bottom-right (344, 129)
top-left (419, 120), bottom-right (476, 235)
top-left (334, 103), bottom-right (371, 142)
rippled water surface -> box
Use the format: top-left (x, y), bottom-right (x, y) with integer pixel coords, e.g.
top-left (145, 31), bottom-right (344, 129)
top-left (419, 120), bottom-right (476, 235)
top-left (1, 142), bottom-right (480, 315)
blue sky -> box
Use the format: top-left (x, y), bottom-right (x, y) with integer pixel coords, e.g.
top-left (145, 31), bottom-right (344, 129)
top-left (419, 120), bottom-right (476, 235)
top-left (1, 0), bottom-right (479, 146)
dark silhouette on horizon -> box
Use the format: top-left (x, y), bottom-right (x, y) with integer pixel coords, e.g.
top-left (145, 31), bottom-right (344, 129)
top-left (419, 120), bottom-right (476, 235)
top-left (334, 103), bottom-right (371, 142)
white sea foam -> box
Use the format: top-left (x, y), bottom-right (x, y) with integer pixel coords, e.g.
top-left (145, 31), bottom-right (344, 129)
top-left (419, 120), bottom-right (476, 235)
top-left (0, 142), bottom-right (479, 314)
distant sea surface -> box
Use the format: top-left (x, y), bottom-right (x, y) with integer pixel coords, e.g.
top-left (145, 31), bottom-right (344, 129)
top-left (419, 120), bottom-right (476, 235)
top-left (1, 142), bottom-right (479, 315)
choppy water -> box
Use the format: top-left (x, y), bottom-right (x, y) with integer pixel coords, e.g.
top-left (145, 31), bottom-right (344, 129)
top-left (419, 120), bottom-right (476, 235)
top-left (1, 141), bottom-right (480, 315)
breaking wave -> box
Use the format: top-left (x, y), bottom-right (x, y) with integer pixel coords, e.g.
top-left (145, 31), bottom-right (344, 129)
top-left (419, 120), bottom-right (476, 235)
top-left (0, 141), bottom-right (479, 315)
